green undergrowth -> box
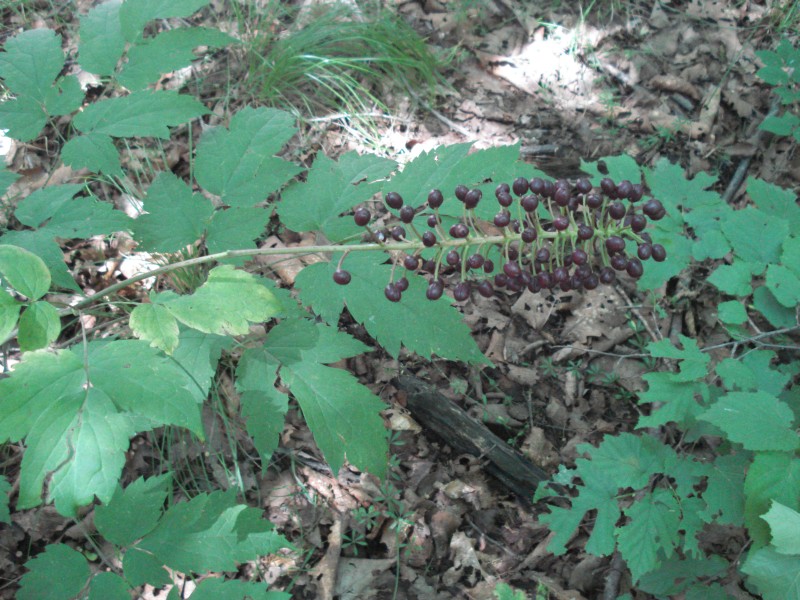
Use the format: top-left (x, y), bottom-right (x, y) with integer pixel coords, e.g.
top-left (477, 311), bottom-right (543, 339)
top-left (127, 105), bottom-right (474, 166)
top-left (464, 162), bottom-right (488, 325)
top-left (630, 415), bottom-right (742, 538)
top-left (0, 2), bottom-right (798, 598)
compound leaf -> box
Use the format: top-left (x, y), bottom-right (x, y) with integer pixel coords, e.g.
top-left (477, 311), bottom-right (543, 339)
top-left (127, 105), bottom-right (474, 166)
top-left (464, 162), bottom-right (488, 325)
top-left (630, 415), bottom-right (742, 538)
top-left (123, 547), bottom-right (171, 587)
top-left (18, 301), bottom-right (60, 351)
top-left (61, 133), bottom-right (123, 176)
top-left (18, 544), bottom-right (90, 600)
top-left (748, 176), bottom-right (800, 230)
top-left (118, 27), bottom-right (236, 90)
top-left (0, 29), bottom-right (64, 102)
top-left (204, 207), bottom-right (271, 257)
top-left (133, 172), bottom-right (214, 253)
top-left (156, 266), bottom-right (280, 336)
top-left (14, 184), bottom-right (84, 228)
top-left (296, 251), bottom-right (487, 363)
top-left (43, 75), bottom-right (83, 116)
top-left (119, 0), bottom-right (210, 41)
top-left (0, 97), bottom-right (46, 142)
top-left (78, 0), bottom-right (125, 76)
top-left (707, 262), bottom-right (753, 296)
top-left (43, 196), bottom-right (131, 239)
top-left (0, 244), bottom-right (50, 299)
top-left (73, 90), bottom-right (208, 139)
top-left (721, 207), bottom-right (788, 271)
top-left (699, 392), bottom-right (799, 452)
top-left (95, 474), bottom-right (172, 547)
top-left (194, 107), bottom-right (301, 206)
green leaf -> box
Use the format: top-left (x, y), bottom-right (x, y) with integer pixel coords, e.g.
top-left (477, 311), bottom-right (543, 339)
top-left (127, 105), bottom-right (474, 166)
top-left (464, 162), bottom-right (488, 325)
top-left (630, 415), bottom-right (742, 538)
top-left (493, 582), bottom-right (528, 600)
top-left (14, 184), bottom-right (84, 228)
top-left (0, 476), bottom-right (10, 524)
top-left (204, 207), bottom-right (270, 257)
top-left (44, 75), bottom-right (84, 117)
top-left (0, 167), bottom-right (20, 195)
top-left (0, 96), bottom-right (46, 142)
top-left (87, 571), bottom-right (131, 600)
top-left (194, 107), bottom-right (302, 206)
top-left (717, 300), bottom-right (748, 325)
top-left (189, 578), bottom-right (289, 600)
top-left (73, 90), bottom-right (208, 139)
top-left (118, 27), bottom-right (236, 90)
top-left (78, 0), bottom-right (125, 76)
top-left (744, 452), bottom-right (800, 547)
top-left (61, 133), bottom-right (123, 176)
top-left (95, 474), bottom-right (171, 546)
top-left (0, 341), bottom-right (204, 515)
top-left (0, 230), bottom-right (79, 292)
top-left (721, 207), bottom-right (788, 270)
top-left (748, 177), bottom-right (800, 230)
top-left (766, 264), bottom-right (800, 308)
top-left (577, 433), bottom-right (670, 489)
top-left (707, 262), bottom-right (753, 296)
top-left (136, 489), bottom-right (289, 573)
top-left (130, 303), bottom-right (180, 354)
top-left (0, 289), bottom-right (22, 343)
top-left (18, 301), bottom-right (61, 351)
top-left (753, 285), bottom-right (797, 328)
top-left (637, 555), bottom-right (728, 597)
top-left (278, 151), bottom-right (395, 241)
top-left (742, 546), bottom-right (800, 600)
top-left (240, 386), bottom-right (289, 465)
top-left (763, 501), bottom-right (800, 554)
top-left (636, 373), bottom-right (707, 429)
top-left (43, 195), bottom-right (131, 238)
top-left (156, 266), bottom-right (280, 335)
top-left (123, 547), bottom-right (171, 587)
top-left (0, 244), bottom-right (51, 299)
top-left (18, 544), bottom-right (90, 600)
top-left (699, 452), bottom-right (747, 525)
top-left (119, 0), bottom-right (211, 42)
top-left (169, 328), bottom-right (231, 398)
top-left (296, 252), bottom-right (487, 362)
top-left (782, 235), bottom-right (800, 279)
top-left (617, 489), bottom-right (681, 583)
top-left (0, 29), bottom-right (64, 102)
top-left (760, 113), bottom-right (800, 137)
top-left (700, 392), bottom-right (799, 451)
top-left (133, 172), bottom-right (214, 252)
top-left (647, 335), bottom-right (710, 382)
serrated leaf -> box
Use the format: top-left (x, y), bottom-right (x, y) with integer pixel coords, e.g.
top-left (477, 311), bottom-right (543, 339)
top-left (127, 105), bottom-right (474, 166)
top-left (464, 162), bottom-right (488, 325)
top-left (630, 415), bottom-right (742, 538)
top-left (123, 547), bottom-right (171, 587)
top-left (617, 489), bottom-right (681, 583)
top-left (95, 474), bottom-right (171, 546)
top-left (0, 244), bottom-right (51, 299)
top-left (14, 184), bottom-right (84, 228)
top-left (18, 544), bottom-right (90, 600)
top-left (44, 75), bottom-right (83, 116)
top-left (0, 96), bottom-right (46, 142)
top-left (717, 300), bottom-right (748, 324)
top-left (189, 578), bottom-right (289, 600)
top-left (278, 151), bottom-right (395, 241)
top-left (136, 490), bottom-right (288, 573)
top-left (647, 335), bottom-right (710, 382)
top-left (118, 27), bottom-right (236, 90)
top-left (240, 387), bottom-right (289, 465)
top-left (721, 207), bottom-right (788, 270)
top-left (577, 433), bottom-right (670, 489)
top-left (636, 373), bottom-right (707, 429)
top-left (157, 266), bottom-right (280, 335)
top-left (700, 392), bottom-right (798, 451)
top-left (748, 177), bottom-right (800, 230)
top-left (699, 452), bottom-right (747, 525)
top-left (194, 107), bottom-right (302, 206)
top-left (119, 0), bottom-right (210, 42)
top-left (707, 262), bottom-right (753, 296)
top-left (78, 0), bottom-right (125, 75)
top-left (581, 154), bottom-right (643, 184)
top-left (744, 452), bottom-right (800, 547)
top-left (760, 113), bottom-right (800, 136)
top-left (0, 289), bottom-right (22, 343)
top-left (261, 318), bottom-right (370, 365)
top-left (87, 571), bottom-right (130, 600)
top-left (637, 555), bottom-right (728, 597)
top-left (62, 133), bottom-right (123, 176)
top-left (0, 341), bottom-right (204, 515)
top-left (296, 252), bottom-right (487, 362)
top-left (0, 476), bottom-right (10, 524)
top-left (130, 303), bottom-right (180, 354)
top-left (204, 207), bottom-right (270, 257)
top-left (783, 236), bottom-right (800, 279)
top-left (763, 501), bottom-right (800, 554)
top-left (73, 90), bottom-right (208, 139)
top-left (742, 546), bottom-right (800, 600)
top-left (0, 29), bottom-right (64, 102)
top-left (133, 172), bottom-right (214, 252)
top-left (44, 195), bottom-right (131, 238)
top-left (0, 230), bottom-right (79, 291)
top-left (169, 328), bottom-right (231, 398)
top-left (766, 263), bottom-right (800, 307)
top-left (753, 285), bottom-right (797, 328)
top-left (18, 301), bottom-right (60, 351)
top-left (692, 229), bottom-right (730, 261)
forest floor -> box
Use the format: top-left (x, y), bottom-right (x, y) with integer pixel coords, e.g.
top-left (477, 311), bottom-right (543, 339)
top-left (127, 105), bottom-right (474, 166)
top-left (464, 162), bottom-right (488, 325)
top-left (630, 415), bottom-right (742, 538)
top-left (1, 0), bottom-right (799, 598)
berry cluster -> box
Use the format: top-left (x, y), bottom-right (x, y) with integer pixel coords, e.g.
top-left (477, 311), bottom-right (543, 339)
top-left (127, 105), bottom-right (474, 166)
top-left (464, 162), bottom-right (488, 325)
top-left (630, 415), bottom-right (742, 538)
top-left (335, 176), bottom-right (667, 302)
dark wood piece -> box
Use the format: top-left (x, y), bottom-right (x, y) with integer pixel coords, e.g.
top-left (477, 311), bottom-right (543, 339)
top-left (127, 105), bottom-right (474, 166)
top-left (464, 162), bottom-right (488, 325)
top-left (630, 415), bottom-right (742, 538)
top-left (397, 375), bottom-right (560, 504)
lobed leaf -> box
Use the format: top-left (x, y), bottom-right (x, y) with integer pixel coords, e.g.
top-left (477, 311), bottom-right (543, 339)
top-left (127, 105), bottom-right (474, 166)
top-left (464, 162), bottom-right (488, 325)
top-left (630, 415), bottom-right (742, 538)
top-left (18, 544), bottom-right (90, 600)
top-left (721, 207), bottom-right (788, 271)
top-left (119, 0), bottom-right (211, 42)
top-left (87, 572), bottom-right (130, 600)
top-left (0, 29), bottom-right (64, 102)
top-left (0, 97), bottom-right (46, 142)
top-left (741, 546), bottom-right (800, 600)
top-left (78, 0), bottom-right (125, 76)
top-left (61, 133), bottom-right (123, 176)
top-left (95, 474), bottom-right (172, 547)
top-left (130, 303), bottom-right (180, 354)
top-left (14, 184), bottom-right (84, 229)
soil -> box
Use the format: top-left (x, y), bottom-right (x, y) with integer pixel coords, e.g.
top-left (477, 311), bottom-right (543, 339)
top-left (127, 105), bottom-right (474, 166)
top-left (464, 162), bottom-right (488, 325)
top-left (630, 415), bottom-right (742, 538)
top-left (1, 0), bottom-right (798, 599)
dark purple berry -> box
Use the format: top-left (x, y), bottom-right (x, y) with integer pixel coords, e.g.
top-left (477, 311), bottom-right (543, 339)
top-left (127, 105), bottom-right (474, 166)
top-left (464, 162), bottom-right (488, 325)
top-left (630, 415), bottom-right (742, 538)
top-left (494, 211), bottom-right (511, 227)
top-left (583, 273), bottom-right (599, 290)
top-left (495, 183), bottom-right (510, 198)
top-left (553, 215), bottom-right (569, 231)
top-left (396, 277), bottom-right (409, 292)
top-left (427, 214), bottom-right (439, 227)
top-left (403, 255), bottom-right (419, 270)
top-left (529, 177), bottom-right (545, 195)
top-left (643, 199), bottom-right (664, 218)
top-left (507, 246), bottom-right (519, 260)
top-left (385, 283), bottom-right (402, 302)
top-left (521, 228), bottom-right (537, 243)
top-left (553, 266), bottom-right (569, 283)
top-left (464, 188), bottom-right (482, 209)
top-left (572, 248), bottom-right (588, 265)
top-left (399, 205), bottom-right (415, 223)
top-left (630, 214), bottom-right (647, 233)
top-left (577, 223), bottom-right (594, 240)
top-left (537, 271), bottom-right (553, 289)
top-left (427, 189), bottom-right (444, 208)
top-left (576, 178), bottom-right (592, 194)
top-left (477, 280), bottom-right (494, 297)
top-left (630, 184), bottom-right (644, 202)
top-left (542, 179), bottom-right (555, 198)
top-left (535, 247), bottom-right (550, 263)
top-left (333, 270), bottom-right (351, 285)
top-left (606, 236), bottom-right (626, 254)
top-left (483, 259), bottom-right (495, 273)
top-left (494, 273), bottom-right (508, 287)
top-left (554, 186), bottom-right (570, 207)
top-left (521, 195), bottom-right (539, 212)
top-left (600, 178), bottom-right (616, 195)
top-left (504, 261), bottom-right (521, 278)
top-left (527, 277), bottom-right (541, 293)
top-left (512, 177), bottom-right (529, 196)
top-left (467, 254), bottom-right (485, 269)
top-left (617, 180), bottom-right (633, 199)
top-left (422, 231), bottom-right (436, 247)
top-left (454, 185), bottom-right (469, 201)
top-left (586, 193), bottom-right (603, 209)
top-left (510, 219), bottom-right (521, 233)
top-left (497, 191), bottom-right (513, 207)
top-left (449, 223), bottom-right (469, 238)
top-left (599, 267), bottom-right (616, 284)
top-left (391, 226), bottom-right (406, 240)
top-left (637, 243), bottom-right (652, 260)
top-left (626, 258), bottom-right (644, 278)
top-left (446, 250), bottom-right (460, 266)
top-left (453, 282), bottom-right (471, 301)
top-left (426, 280), bottom-right (444, 300)
top-left (651, 244), bottom-right (667, 262)
top-left (385, 192), bottom-right (403, 209)
top-left (610, 254), bottom-right (628, 271)
top-left (506, 277), bottom-right (523, 292)
top-left (422, 259), bottom-right (436, 273)
top-left (354, 208), bottom-right (370, 226)
top-left (608, 202), bottom-right (626, 220)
